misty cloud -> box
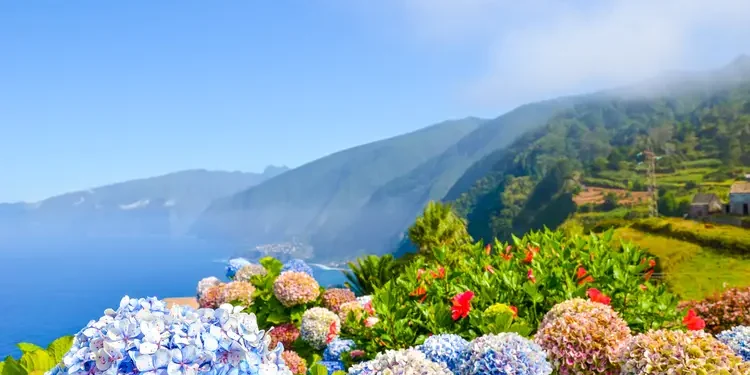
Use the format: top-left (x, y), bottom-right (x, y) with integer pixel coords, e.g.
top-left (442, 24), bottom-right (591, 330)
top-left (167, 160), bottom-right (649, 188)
top-left (363, 0), bottom-right (750, 107)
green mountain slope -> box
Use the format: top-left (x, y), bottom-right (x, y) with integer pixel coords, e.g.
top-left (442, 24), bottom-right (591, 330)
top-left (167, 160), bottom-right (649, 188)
top-left (192, 118), bottom-right (483, 255)
top-left (329, 98), bottom-right (580, 258)
top-left (449, 58), bottom-right (750, 244)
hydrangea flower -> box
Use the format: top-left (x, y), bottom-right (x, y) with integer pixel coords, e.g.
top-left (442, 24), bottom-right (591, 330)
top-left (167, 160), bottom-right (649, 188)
top-left (300, 307), bottom-right (340, 350)
top-left (536, 298), bottom-right (599, 332)
top-left (619, 329), bottom-right (750, 374)
top-left (273, 271), bottom-right (320, 307)
top-left (348, 348), bottom-right (451, 375)
top-left (226, 257), bottom-right (252, 279)
top-left (196, 277), bottom-right (222, 298)
top-left (323, 338), bottom-right (355, 361)
top-left (717, 326), bottom-right (750, 361)
top-left (534, 299), bottom-right (630, 375)
top-left (337, 301), bottom-right (364, 326)
top-left (234, 264), bottom-right (268, 282)
top-left (198, 284), bottom-right (225, 309)
top-left (220, 281), bottom-right (256, 306)
top-left (268, 323), bottom-right (300, 351)
top-left (281, 259), bottom-right (313, 276)
top-left (315, 361), bottom-right (344, 373)
top-left (460, 333), bottom-right (551, 375)
top-left (322, 288), bottom-right (356, 313)
top-left (281, 350), bottom-right (306, 375)
top-left (46, 296), bottom-right (292, 375)
top-left (356, 295), bottom-right (372, 307)
top-left (417, 334), bottom-right (470, 374)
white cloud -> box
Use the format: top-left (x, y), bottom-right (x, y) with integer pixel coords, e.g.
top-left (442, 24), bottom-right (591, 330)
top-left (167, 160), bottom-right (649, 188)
top-left (374, 0), bottom-right (750, 106)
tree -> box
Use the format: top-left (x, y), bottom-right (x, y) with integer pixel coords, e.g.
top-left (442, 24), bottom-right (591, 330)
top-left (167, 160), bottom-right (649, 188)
top-left (407, 201), bottom-right (473, 256)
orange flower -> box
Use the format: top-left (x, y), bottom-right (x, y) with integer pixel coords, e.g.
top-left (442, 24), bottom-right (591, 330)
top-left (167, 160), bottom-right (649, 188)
top-left (527, 269), bottom-right (536, 284)
top-left (683, 309), bottom-right (706, 331)
top-left (417, 268), bottom-right (425, 281)
top-left (587, 288), bottom-right (611, 305)
top-left (485, 244), bottom-right (492, 255)
top-left (484, 265), bottom-right (495, 274)
top-left (509, 305), bottom-right (518, 317)
top-left (505, 245), bottom-right (513, 253)
top-left (648, 259), bottom-right (656, 268)
top-left (410, 286), bottom-right (426, 297)
top-left (522, 250), bottom-right (534, 264)
top-left (644, 269), bottom-right (654, 281)
top-left (576, 267), bottom-right (594, 285)
top-left (419, 294), bottom-right (428, 303)
top-left (638, 284), bottom-right (647, 291)
top-left (528, 245), bottom-right (540, 253)
top-left (430, 267), bottom-right (446, 279)
top-left (450, 291), bottom-right (474, 320)
top-left (502, 253), bottom-right (513, 261)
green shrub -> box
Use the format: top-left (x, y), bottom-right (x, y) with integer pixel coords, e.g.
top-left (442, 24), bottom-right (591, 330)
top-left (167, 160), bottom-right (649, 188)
top-left (581, 177), bottom-right (627, 189)
top-left (632, 218), bottom-right (750, 254)
top-left (0, 336), bottom-right (73, 375)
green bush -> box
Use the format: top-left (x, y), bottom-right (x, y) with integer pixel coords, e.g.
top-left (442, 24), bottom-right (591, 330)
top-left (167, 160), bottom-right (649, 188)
top-left (581, 177), bottom-right (628, 189)
top-left (0, 336), bottom-right (73, 375)
top-left (344, 229), bottom-right (682, 358)
top-left (632, 218), bottom-right (750, 254)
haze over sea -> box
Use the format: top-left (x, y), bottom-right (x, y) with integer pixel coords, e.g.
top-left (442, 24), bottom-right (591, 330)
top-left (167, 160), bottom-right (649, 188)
top-left (0, 238), bottom-right (347, 358)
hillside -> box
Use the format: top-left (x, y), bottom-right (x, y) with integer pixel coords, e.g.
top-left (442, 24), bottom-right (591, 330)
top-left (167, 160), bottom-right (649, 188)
top-left (191, 118), bottom-right (484, 257)
top-left (0, 167), bottom-right (287, 239)
top-left (448, 57), bottom-right (750, 244)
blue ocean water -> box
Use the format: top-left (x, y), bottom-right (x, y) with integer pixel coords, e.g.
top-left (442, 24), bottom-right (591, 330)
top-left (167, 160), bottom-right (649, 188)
top-left (0, 238), bottom-right (348, 359)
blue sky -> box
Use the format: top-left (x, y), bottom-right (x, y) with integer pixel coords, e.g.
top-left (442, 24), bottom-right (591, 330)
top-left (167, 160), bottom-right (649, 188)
top-left (1, 0), bottom-right (749, 202)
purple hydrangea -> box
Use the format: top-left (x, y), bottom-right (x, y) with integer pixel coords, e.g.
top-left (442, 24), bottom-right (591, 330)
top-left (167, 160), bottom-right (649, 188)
top-left (315, 360), bottom-right (344, 373)
top-left (281, 259), bottom-right (314, 276)
top-left (716, 326), bottom-right (750, 362)
top-left (323, 338), bottom-right (355, 361)
top-left (460, 333), bottom-right (552, 375)
top-left (226, 257), bottom-right (252, 279)
top-left (417, 334), bottom-right (470, 374)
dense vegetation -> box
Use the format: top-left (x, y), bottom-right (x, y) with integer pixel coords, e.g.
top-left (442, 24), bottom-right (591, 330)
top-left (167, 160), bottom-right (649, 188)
top-left (451, 77), bottom-right (750, 244)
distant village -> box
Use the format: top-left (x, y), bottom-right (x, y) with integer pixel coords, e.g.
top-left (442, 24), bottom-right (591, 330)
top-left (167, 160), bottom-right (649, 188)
top-left (688, 175), bottom-right (750, 223)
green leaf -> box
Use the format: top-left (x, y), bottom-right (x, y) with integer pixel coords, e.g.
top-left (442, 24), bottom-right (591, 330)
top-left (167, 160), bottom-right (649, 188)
top-left (308, 363), bottom-right (328, 375)
top-left (47, 336), bottom-right (75, 361)
top-left (259, 257), bottom-right (283, 275)
top-left (2, 356), bottom-right (26, 375)
top-left (266, 311), bottom-right (287, 325)
top-left (332, 372), bottom-right (347, 375)
top-left (19, 350), bottom-right (55, 373)
top-left (0, 361), bottom-right (5, 375)
top-left (15, 344), bottom-right (43, 355)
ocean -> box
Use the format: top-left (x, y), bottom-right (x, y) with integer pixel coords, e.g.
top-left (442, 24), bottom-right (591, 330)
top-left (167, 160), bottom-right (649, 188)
top-left (0, 238), bottom-right (348, 359)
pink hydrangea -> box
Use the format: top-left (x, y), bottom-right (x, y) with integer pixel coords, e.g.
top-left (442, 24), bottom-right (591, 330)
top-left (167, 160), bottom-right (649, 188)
top-left (281, 350), bottom-right (306, 375)
top-left (198, 283), bottom-right (225, 309)
top-left (269, 323), bottom-right (300, 350)
top-left (220, 281), bottom-right (256, 306)
top-left (619, 329), bottom-right (750, 374)
top-left (534, 299), bottom-right (631, 375)
top-left (322, 288), bottom-right (356, 313)
top-left (273, 271), bottom-right (321, 307)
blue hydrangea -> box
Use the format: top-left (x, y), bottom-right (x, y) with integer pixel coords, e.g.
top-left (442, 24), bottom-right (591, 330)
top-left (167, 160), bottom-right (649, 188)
top-left (323, 338), bottom-right (355, 361)
top-left (281, 259), bottom-right (313, 277)
top-left (316, 360), bottom-right (344, 373)
top-left (716, 326), bottom-right (750, 361)
top-left (417, 334), bottom-right (470, 374)
top-left (226, 258), bottom-right (252, 279)
top-left (459, 333), bottom-right (552, 375)
top-left (46, 296), bottom-right (292, 375)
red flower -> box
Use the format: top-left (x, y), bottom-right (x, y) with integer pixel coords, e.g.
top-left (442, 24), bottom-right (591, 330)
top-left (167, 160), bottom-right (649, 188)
top-left (587, 288), bottom-right (611, 305)
top-left (410, 286), bottom-right (426, 297)
top-left (501, 253), bottom-right (513, 261)
top-left (683, 309), bottom-right (706, 331)
top-left (430, 267), bottom-right (446, 279)
top-left (644, 269), bottom-right (654, 281)
top-left (528, 245), bottom-right (540, 254)
top-left (648, 259), bottom-right (656, 268)
top-left (509, 306), bottom-right (518, 317)
top-left (451, 291), bottom-right (474, 320)
top-left (527, 269), bottom-right (536, 284)
top-left (522, 250), bottom-right (534, 264)
top-left (505, 245), bottom-right (513, 253)
top-left (484, 265), bottom-right (495, 274)
top-left (417, 268), bottom-right (425, 281)
top-left (639, 284), bottom-right (647, 291)
top-left (419, 294), bottom-right (428, 303)
top-left (485, 244), bottom-right (492, 255)
top-left (326, 321), bottom-right (338, 344)
top-left (576, 267), bottom-right (594, 285)
top-left (363, 300), bottom-right (375, 315)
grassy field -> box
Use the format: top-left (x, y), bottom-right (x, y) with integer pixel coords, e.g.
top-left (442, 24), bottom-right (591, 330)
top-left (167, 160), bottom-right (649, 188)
top-left (613, 227), bottom-right (750, 300)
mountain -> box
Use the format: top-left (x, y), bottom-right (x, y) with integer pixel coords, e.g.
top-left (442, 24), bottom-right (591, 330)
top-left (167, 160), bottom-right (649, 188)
top-left (0, 167), bottom-right (288, 239)
top-left (191, 118), bottom-right (484, 257)
top-left (447, 56), bottom-right (750, 243)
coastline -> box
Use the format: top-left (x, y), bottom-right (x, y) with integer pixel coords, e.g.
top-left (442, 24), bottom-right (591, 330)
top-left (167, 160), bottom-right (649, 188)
top-left (163, 297), bottom-right (199, 309)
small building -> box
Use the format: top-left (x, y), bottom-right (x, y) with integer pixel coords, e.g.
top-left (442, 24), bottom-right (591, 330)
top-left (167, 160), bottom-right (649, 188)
top-left (729, 181), bottom-right (750, 216)
top-left (689, 193), bottom-right (724, 218)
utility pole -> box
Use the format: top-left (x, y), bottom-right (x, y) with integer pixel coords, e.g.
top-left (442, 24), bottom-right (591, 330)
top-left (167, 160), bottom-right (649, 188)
top-left (637, 148), bottom-right (662, 217)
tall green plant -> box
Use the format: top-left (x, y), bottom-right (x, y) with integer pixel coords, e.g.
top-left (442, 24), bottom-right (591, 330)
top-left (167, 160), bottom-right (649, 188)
top-left (344, 254), bottom-right (398, 296)
top-left (407, 201), bottom-right (473, 256)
